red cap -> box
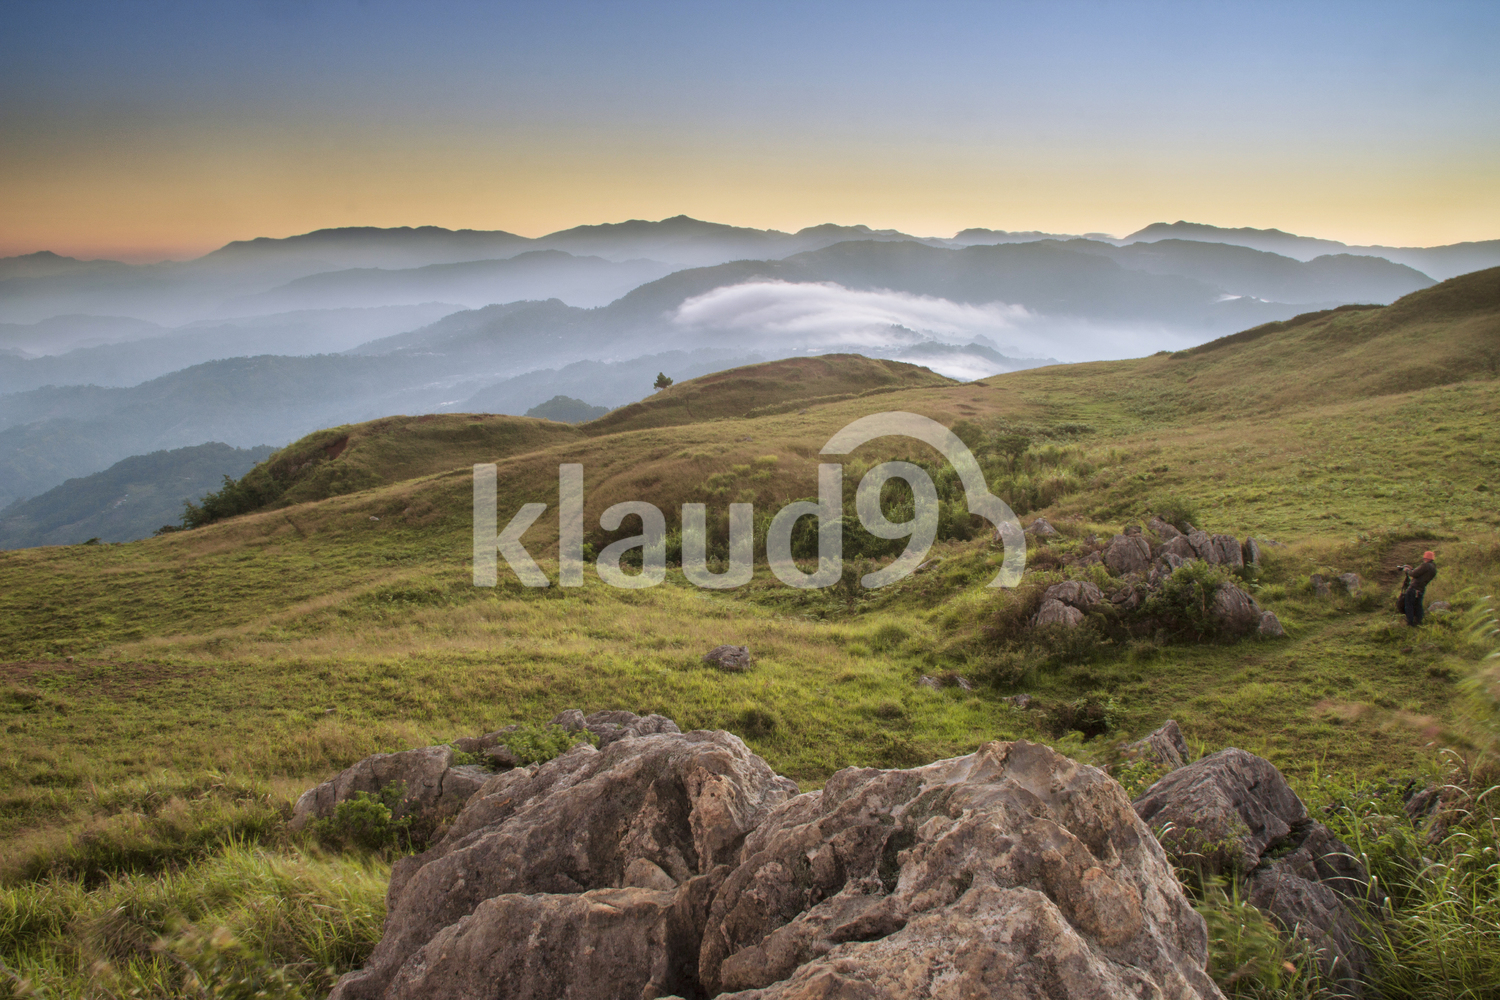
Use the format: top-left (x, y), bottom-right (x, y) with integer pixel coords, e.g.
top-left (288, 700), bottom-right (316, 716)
top-left (1423, 551), bottom-right (1436, 560)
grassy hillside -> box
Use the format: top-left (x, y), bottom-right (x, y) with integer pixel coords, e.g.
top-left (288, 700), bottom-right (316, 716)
top-left (583, 353), bottom-right (956, 433)
top-left (2, 267), bottom-right (1499, 997)
top-left (983, 266), bottom-right (1500, 419)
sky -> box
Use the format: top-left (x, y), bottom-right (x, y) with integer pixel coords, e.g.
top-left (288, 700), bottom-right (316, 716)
top-left (2, 0), bottom-right (1497, 262)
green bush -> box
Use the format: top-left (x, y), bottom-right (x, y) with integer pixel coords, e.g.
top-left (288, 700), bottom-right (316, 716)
top-left (181, 472), bottom-right (286, 529)
top-left (308, 784), bottom-right (410, 853)
top-left (501, 724), bottom-right (597, 766)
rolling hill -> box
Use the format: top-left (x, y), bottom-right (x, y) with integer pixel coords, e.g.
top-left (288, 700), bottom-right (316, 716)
top-left (2, 263), bottom-right (1499, 999)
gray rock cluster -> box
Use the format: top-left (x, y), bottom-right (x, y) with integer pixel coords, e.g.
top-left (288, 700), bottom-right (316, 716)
top-left (325, 719), bottom-right (1226, 1000)
top-left (1031, 517), bottom-right (1285, 639)
top-left (1130, 728), bottom-right (1380, 996)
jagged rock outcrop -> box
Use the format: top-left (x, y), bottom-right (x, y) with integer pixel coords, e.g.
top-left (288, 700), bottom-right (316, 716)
top-left (1025, 516), bottom-right (1061, 537)
top-left (1187, 531), bottom-right (1243, 568)
top-left (290, 746), bottom-right (489, 833)
top-left (1044, 579), bottom-right (1105, 610)
top-left (1210, 583), bottom-right (1262, 634)
top-left (1104, 533), bottom-right (1153, 576)
top-left (1257, 611), bottom-right (1286, 638)
top-left (1133, 748), bottom-right (1377, 994)
top-left (1242, 538), bottom-right (1262, 567)
top-left (1148, 516), bottom-right (1183, 541)
top-left (330, 727), bottom-right (1224, 1000)
top-left (1159, 535), bottom-right (1198, 562)
top-left (1123, 720), bottom-right (1192, 771)
top-left (1034, 597), bottom-right (1086, 627)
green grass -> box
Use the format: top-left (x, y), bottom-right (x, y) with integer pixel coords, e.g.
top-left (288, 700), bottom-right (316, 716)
top-left (3, 270), bottom-right (1500, 997)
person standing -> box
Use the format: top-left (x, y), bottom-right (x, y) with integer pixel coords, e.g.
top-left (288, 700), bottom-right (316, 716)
top-left (1400, 551), bottom-right (1438, 626)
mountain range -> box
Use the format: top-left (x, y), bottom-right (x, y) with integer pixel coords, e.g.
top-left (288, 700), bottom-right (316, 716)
top-left (1, 215), bottom-right (1496, 540)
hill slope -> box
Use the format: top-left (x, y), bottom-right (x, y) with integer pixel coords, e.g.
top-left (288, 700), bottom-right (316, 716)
top-left (981, 266), bottom-right (1500, 418)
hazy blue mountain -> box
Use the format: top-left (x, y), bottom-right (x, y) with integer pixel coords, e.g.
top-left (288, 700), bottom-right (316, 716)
top-left (950, 228), bottom-right (1088, 245)
top-left (524, 396), bottom-right (611, 423)
top-left (0, 442), bottom-right (274, 549)
top-left (1123, 221), bottom-right (1500, 280)
top-left (0, 354), bottom-right (459, 508)
top-left (6, 217), bottom-right (1495, 328)
top-left (222, 251), bottom-right (673, 313)
top-left (1059, 239), bottom-right (1434, 303)
top-left (0, 304), bottom-right (461, 392)
top-left (0, 314), bottom-right (166, 355)
top-left (196, 225), bottom-right (533, 273)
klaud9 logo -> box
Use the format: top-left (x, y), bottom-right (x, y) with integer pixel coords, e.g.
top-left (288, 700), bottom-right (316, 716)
top-left (472, 412), bottom-right (1026, 591)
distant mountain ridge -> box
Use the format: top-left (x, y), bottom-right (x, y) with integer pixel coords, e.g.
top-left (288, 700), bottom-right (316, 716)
top-left (0, 441), bottom-right (274, 548)
top-left (1120, 221), bottom-right (1500, 280)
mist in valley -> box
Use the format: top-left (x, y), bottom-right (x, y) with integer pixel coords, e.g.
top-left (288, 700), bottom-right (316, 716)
top-left (1, 215), bottom-right (1495, 545)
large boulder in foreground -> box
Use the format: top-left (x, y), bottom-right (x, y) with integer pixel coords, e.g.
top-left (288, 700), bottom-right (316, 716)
top-left (1133, 748), bottom-right (1377, 995)
top-left (331, 729), bottom-right (1223, 1000)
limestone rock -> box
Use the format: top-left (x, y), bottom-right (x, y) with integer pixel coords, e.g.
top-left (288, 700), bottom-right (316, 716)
top-left (1242, 537), bottom-right (1262, 567)
top-left (1123, 720), bottom-right (1192, 772)
top-left (1150, 552), bottom-right (1192, 588)
top-left (704, 644), bottom-right (753, 672)
top-left (1132, 749), bottom-right (1378, 993)
top-left (1210, 584), bottom-right (1262, 634)
top-left (1034, 598), bottom-right (1086, 628)
top-left (1132, 748), bottom-right (1308, 877)
top-left (1103, 532), bottom-right (1153, 576)
top-left (290, 746), bottom-right (473, 833)
top-left (1025, 516), bottom-right (1061, 537)
top-left (583, 710), bottom-right (684, 749)
top-left (1111, 585), bottom-right (1145, 612)
top-left (1310, 574), bottom-right (1333, 597)
top-left (700, 740), bottom-right (1221, 999)
top-left (1248, 822), bottom-right (1378, 994)
top-left (331, 735), bottom-right (1223, 1000)
top-left (1257, 610), bottom-right (1286, 638)
top-left (1159, 535), bottom-right (1198, 561)
top-left (1338, 572), bottom-right (1362, 595)
top-left (1190, 532), bottom-right (1243, 567)
top-left (1043, 579), bottom-right (1105, 610)
top-left (550, 708), bottom-right (587, 731)
top-left (1187, 529), bottom-right (1215, 560)
top-left (1148, 516), bottom-right (1183, 541)
top-left (330, 728), bottom-right (794, 1000)
top-left (1429, 601), bottom-right (1451, 614)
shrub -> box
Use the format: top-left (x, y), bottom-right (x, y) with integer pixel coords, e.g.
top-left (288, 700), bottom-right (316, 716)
top-left (1140, 561), bottom-right (1238, 642)
top-left (1022, 620), bottom-right (1104, 671)
top-left (1046, 692), bottom-right (1120, 739)
top-left (181, 473), bottom-right (285, 529)
top-left (501, 724), bottom-right (596, 766)
top-left (309, 784), bottom-right (410, 853)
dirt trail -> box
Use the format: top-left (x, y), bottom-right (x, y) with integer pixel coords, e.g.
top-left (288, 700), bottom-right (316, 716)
top-left (1377, 539), bottom-right (1445, 587)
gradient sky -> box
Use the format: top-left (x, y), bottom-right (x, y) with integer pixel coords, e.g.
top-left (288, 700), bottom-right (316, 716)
top-left (2, 0), bottom-right (1497, 261)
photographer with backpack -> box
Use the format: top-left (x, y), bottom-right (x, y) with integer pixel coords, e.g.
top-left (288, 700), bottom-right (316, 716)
top-left (1397, 551), bottom-right (1438, 626)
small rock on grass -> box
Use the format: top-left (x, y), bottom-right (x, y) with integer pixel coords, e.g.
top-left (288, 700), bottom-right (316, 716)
top-left (703, 644), bottom-right (752, 672)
